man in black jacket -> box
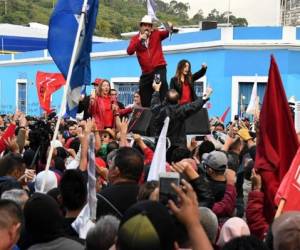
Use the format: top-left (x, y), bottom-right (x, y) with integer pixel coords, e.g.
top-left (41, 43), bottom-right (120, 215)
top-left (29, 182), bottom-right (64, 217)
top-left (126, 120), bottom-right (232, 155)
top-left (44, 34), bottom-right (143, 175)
top-left (96, 147), bottom-right (144, 219)
top-left (151, 81), bottom-right (212, 147)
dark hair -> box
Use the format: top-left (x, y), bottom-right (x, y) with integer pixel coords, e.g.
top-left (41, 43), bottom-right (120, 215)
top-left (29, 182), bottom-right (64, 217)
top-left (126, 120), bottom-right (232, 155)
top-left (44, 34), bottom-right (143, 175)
top-left (215, 122), bottom-right (225, 130)
top-left (114, 147), bottom-right (144, 182)
top-left (107, 141), bottom-right (119, 155)
top-left (55, 147), bottom-right (68, 160)
top-left (175, 59), bottom-right (192, 86)
top-left (166, 89), bottom-right (180, 105)
top-left (0, 153), bottom-right (24, 177)
top-left (0, 199), bottom-right (23, 229)
top-left (59, 170), bottom-right (87, 210)
top-left (170, 147), bottom-right (191, 163)
top-left (222, 235), bottom-right (269, 250)
top-left (137, 181), bottom-right (158, 201)
top-left (69, 137), bottom-right (80, 154)
top-left (54, 157), bottom-right (66, 173)
top-left (198, 141), bottom-right (215, 161)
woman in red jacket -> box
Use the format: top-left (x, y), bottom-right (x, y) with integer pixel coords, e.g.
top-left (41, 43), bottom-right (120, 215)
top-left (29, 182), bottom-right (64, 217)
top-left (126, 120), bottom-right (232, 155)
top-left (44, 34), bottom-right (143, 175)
top-left (89, 79), bottom-right (116, 130)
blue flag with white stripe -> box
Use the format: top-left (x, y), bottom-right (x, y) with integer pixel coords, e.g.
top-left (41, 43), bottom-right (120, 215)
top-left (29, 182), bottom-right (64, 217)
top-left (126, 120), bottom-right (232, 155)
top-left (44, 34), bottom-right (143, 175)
top-left (48, 0), bottom-right (99, 118)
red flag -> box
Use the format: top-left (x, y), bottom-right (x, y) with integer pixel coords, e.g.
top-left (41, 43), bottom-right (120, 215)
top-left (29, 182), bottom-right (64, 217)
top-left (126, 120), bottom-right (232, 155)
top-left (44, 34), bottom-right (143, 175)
top-left (275, 148), bottom-right (300, 212)
top-left (255, 55), bottom-right (299, 222)
top-left (36, 71), bottom-right (65, 113)
top-left (220, 106), bottom-right (230, 123)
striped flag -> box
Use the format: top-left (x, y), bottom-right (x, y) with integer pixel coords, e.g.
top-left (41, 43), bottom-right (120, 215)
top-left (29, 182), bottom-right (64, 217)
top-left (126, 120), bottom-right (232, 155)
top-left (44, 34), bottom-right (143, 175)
top-left (48, 0), bottom-right (99, 118)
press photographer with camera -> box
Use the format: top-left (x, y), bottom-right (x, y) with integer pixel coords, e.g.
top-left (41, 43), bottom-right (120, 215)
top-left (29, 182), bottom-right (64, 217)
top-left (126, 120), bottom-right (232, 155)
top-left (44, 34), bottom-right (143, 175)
top-left (127, 15), bottom-right (173, 107)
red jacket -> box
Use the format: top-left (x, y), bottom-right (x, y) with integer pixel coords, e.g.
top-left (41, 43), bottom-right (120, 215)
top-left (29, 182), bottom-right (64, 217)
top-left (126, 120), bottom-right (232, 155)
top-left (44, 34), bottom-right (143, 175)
top-left (246, 191), bottom-right (269, 240)
top-left (0, 123), bottom-right (16, 153)
top-left (212, 184), bottom-right (237, 218)
top-left (90, 96), bottom-right (114, 130)
top-left (127, 29), bottom-right (169, 74)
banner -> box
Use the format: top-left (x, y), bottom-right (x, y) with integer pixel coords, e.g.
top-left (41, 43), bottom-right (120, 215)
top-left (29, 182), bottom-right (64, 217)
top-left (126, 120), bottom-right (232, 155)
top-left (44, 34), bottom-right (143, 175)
top-left (36, 71), bottom-right (65, 113)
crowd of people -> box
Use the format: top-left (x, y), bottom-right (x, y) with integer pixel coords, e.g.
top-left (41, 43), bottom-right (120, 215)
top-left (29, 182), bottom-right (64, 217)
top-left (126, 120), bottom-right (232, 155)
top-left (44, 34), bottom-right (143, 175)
top-left (0, 14), bottom-right (300, 250)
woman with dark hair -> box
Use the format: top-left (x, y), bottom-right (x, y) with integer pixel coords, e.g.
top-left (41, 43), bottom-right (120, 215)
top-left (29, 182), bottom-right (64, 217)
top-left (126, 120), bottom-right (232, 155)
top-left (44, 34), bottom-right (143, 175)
top-left (170, 60), bottom-right (207, 105)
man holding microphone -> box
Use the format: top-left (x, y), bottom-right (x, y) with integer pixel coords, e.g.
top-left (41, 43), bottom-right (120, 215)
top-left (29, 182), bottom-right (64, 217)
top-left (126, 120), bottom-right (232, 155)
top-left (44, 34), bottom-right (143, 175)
top-left (127, 15), bottom-right (172, 107)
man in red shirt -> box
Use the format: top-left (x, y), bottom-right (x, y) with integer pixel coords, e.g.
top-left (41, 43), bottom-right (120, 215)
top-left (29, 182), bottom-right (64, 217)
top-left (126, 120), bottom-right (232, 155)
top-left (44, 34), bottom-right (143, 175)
top-left (127, 15), bottom-right (172, 107)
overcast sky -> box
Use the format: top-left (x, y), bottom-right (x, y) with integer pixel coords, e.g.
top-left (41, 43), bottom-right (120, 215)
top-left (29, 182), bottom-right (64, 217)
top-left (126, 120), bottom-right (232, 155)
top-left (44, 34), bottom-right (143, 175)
top-left (163, 0), bottom-right (281, 26)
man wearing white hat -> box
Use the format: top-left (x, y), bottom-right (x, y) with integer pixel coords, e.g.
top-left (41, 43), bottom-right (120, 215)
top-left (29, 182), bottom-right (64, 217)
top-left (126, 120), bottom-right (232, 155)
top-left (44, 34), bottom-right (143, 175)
top-left (127, 15), bottom-right (172, 107)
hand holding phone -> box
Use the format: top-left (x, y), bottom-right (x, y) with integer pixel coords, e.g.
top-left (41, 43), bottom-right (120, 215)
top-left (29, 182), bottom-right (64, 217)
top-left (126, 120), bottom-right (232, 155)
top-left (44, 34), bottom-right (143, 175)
top-left (159, 172), bottom-right (180, 205)
top-left (154, 74), bottom-right (161, 84)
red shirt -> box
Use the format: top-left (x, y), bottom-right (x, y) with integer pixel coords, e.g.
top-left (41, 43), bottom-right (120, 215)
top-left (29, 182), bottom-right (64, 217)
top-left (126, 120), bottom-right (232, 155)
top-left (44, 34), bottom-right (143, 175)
top-left (127, 29), bottom-right (169, 74)
top-left (179, 81), bottom-right (192, 105)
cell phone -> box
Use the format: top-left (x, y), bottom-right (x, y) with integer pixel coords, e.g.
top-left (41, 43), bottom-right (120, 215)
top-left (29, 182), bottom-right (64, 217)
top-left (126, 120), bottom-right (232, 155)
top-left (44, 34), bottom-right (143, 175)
top-left (234, 115), bottom-right (239, 121)
top-left (154, 74), bottom-right (161, 84)
top-left (195, 135), bottom-right (205, 141)
top-left (159, 172), bottom-right (180, 205)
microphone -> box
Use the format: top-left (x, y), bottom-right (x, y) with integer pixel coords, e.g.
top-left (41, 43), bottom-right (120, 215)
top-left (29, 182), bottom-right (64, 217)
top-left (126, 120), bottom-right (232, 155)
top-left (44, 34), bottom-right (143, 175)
top-left (141, 30), bottom-right (149, 47)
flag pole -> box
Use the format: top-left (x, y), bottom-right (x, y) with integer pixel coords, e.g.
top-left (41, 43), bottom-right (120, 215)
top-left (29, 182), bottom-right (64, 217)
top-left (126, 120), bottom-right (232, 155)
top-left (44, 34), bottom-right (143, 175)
top-left (41, 0), bottom-right (89, 192)
top-left (275, 199), bottom-right (286, 218)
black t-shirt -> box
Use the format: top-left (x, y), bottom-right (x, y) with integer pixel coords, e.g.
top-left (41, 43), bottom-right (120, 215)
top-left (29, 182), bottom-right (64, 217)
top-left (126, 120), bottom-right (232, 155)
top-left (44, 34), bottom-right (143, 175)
top-left (96, 182), bottom-right (139, 220)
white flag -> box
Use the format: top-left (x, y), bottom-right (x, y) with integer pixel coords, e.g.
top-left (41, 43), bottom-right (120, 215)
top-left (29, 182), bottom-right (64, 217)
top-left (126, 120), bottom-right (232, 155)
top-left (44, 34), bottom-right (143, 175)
top-left (147, 117), bottom-right (170, 181)
top-left (246, 81), bottom-right (258, 115)
top-left (147, 0), bottom-right (158, 21)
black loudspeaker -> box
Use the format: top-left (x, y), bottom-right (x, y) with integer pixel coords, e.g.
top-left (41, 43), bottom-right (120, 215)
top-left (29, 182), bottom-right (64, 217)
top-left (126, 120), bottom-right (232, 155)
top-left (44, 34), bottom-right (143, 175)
top-left (185, 108), bottom-right (210, 134)
top-left (128, 108), bottom-right (153, 136)
top-left (200, 21), bottom-right (217, 30)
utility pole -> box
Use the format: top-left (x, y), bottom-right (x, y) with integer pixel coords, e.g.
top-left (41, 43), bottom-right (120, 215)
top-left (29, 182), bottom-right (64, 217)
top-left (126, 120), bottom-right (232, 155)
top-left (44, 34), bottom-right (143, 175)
top-left (227, 0), bottom-right (231, 24)
top-left (0, 0), bottom-right (7, 15)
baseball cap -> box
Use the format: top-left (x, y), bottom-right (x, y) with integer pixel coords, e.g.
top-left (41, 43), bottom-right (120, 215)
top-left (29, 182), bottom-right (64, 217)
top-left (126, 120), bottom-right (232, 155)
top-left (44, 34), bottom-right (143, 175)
top-left (92, 78), bottom-right (104, 86)
top-left (117, 201), bottom-right (176, 250)
top-left (202, 150), bottom-right (228, 172)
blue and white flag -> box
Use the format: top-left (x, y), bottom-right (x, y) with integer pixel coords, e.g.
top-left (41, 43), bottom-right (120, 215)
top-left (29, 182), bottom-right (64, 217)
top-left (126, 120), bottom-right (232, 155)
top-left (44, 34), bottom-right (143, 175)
top-left (147, 0), bottom-right (158, 21)
top-left (48, 0), bottom-right (99, 118)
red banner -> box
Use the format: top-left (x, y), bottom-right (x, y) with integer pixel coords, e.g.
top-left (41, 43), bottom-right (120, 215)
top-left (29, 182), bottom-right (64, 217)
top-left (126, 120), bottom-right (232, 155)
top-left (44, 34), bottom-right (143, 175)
top-left (36, 71), bottom-right (65, 113)
top-left (275, 147), bottom-right (300, 212)
top-left (255, 56), bottom-right (299, 222)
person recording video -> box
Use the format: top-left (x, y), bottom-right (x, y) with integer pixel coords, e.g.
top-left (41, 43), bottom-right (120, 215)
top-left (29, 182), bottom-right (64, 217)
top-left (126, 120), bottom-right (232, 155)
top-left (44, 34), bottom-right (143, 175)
top-left (127, 15), bottom-right (173, 107)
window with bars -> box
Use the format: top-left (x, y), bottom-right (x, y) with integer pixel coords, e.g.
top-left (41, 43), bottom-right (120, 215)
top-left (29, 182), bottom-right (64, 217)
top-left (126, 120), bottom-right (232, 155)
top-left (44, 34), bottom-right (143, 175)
top-left (238, 81), bottom-right (266, 116)
top-left (114, 82), bottom-right (139, 106)
top-left (17, 81), bottom-right (27, 113)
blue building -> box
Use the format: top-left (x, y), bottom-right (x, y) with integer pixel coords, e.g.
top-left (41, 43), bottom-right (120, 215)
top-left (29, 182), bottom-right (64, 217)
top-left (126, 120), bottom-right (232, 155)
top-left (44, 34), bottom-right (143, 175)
top-left (0, 26), bottom-right (299, 121)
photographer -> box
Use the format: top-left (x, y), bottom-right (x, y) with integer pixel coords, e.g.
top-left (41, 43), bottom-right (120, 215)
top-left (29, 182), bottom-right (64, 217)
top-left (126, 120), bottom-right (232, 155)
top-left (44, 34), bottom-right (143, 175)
top-left (127, 15), bottom-right (172, 107)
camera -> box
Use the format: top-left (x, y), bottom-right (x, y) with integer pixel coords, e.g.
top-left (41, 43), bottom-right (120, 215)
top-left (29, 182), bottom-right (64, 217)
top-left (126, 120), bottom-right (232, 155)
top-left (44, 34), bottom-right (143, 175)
top-left (212, 131), bottom-right (227, 144)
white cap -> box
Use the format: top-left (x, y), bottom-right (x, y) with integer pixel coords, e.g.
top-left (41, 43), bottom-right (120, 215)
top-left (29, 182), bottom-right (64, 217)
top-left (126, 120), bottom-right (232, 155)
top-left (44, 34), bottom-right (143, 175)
top-left (140, 15), bottom-right (153, 24)
top-left (288, 96), bottom-right (296, 105)
top-left (34, 170), bottom-right (58, 193)
top-left (52, 140), bottom-right (63, 149)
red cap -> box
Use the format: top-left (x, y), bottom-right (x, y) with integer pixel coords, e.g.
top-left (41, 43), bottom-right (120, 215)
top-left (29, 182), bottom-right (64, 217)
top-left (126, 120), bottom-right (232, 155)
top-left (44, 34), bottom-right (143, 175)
top-left (95, 157), bottom-right (106, 169)
top-left (93, 78), bottom-right (104, 86)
